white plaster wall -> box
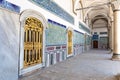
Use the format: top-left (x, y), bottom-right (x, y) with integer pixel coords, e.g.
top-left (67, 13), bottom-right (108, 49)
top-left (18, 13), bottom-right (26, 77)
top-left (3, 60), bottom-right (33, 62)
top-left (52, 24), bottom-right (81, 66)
top-left (0, 8), bottom-right (20, 80)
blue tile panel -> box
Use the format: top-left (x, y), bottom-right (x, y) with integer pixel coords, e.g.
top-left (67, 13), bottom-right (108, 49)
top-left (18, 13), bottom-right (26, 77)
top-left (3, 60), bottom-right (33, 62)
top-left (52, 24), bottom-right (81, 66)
top-left (79, 22), bottom-right (90, 34)
top-left (0, 0), bottom-right (20, 13)
top-left (86, 35), bottom-right (91, 45)
top-left (99, 37), bottom-right (108, 44)
top-left (92, 34), bottom-right (99, 40)
top-left (46, 19), bottom-right (67, 46)
top-left (99, 37), bottom-right (108, 48)
top-left (73, 30), bottom-right (84, 45)
top-left (29, 0), bottom-right (74, 24)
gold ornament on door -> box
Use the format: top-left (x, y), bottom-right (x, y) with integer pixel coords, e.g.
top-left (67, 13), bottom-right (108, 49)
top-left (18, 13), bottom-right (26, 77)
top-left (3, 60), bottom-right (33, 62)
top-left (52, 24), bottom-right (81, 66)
top-left (24, 17), bottom-right (43, 68)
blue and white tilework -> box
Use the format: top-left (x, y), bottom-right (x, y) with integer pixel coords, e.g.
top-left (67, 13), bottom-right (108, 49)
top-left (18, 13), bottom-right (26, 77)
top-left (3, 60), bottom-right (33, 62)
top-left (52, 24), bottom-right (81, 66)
top-left (46, 19), bottom-right (67, 46)
top-left (0, 0), bottom-right (20, 13)
top-left (29, 0), bottom-right (74, 24)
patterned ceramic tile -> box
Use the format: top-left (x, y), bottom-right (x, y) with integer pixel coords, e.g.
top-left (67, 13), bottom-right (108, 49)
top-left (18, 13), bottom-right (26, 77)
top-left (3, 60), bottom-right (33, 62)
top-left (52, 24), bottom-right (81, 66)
top-left (29, 0), bottom-right (74, 24)
top-left (86, 35), bottom-right (91, 45)
top-left (0, 0), bottom-right (20, 13)
top-left (73, 30), bottom-right (84, 45)
top-left (46, 19), bottom-right (67, 46)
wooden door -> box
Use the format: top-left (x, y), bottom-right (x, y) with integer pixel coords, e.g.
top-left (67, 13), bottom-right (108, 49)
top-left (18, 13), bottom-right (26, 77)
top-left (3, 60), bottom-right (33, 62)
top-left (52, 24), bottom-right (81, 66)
top-left (93, 41), bottom-right (98, 48)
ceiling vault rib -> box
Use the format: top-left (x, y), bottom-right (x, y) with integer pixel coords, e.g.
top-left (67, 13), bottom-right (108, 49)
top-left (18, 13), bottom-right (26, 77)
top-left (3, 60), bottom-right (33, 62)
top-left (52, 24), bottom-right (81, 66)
top-left (76, 2), bottom-right (111, 11)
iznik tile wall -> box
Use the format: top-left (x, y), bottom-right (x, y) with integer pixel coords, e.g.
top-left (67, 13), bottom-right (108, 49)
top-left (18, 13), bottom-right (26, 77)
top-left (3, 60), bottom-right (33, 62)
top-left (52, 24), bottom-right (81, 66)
top-left (92, 34), bottom-right (99, 40)
top-left (86, 35), bottom-right (91, 45)
top-left (99, 37), bottom-right (108, 49)
top-left (46, 19), bottom-right (67, 46)
top-left (99, 37), bottom-right (108, 45)
top-left (73, 30), bottom-right (84, 45)
top-left (73, 30), bottom-right (85, 55)
top-left (29, 0), bottom-right (74, 24)
top-left (0, 0), bottom-right (20, 13)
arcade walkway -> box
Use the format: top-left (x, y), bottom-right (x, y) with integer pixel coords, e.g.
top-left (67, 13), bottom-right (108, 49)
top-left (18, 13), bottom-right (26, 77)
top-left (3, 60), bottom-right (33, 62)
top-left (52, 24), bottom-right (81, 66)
top-left (20, 50), bottom-right (120, 80)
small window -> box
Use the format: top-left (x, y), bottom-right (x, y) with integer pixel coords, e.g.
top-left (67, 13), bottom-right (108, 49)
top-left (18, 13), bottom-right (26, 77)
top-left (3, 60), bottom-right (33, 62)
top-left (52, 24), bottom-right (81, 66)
top-left (94, 32), bottom-right (97, 34)
top-left (100, 32), bottom-right (107, 35)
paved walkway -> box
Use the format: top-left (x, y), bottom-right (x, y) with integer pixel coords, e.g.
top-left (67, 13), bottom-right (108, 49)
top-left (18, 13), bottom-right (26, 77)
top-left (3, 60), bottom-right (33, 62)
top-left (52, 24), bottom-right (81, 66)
top-left (20, 50), bottom-right (120, 80)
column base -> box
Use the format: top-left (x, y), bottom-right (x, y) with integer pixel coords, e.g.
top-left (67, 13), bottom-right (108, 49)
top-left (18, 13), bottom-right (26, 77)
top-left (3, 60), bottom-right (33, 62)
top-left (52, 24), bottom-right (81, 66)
top-left (112, 53), bottom-right (120, 60)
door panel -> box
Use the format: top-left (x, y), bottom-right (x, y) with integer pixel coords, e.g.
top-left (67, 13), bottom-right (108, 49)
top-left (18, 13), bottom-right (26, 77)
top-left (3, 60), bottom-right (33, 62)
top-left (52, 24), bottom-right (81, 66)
top-left (68, 30), bottom-right (73, 55)
top-left (93, 41), bottom-right (98, 48)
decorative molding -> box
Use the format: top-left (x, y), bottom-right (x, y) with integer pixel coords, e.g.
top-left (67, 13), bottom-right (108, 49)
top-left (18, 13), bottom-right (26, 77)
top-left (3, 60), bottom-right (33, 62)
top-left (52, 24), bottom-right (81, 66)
top-left (0, 0), bottom-right (20, 13)
top-left (29, 0), bottom-right (74, 24)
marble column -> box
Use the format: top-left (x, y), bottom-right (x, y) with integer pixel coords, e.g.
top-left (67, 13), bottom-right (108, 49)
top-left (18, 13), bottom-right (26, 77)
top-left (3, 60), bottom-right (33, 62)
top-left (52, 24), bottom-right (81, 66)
top-left (112, 9), bottom-right (120, 60)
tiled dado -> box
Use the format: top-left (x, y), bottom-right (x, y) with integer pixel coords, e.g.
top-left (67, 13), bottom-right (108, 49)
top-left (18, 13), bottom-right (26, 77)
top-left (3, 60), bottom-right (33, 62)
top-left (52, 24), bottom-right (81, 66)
top-left (0, 0), bottom-right (20, 13)
top-left (74, 44), bottom-right (84, 55)
top-left (29, 0), bottom-right (74, 24)
top-left (45, 45), bottom-right (67, 67)
top-left (46, 45), bottom-right (66, 51)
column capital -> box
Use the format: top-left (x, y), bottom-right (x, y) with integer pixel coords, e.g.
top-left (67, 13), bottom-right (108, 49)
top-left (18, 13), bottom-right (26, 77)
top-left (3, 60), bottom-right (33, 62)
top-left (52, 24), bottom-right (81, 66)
top-left (111, 1), bottom-right (120, 11)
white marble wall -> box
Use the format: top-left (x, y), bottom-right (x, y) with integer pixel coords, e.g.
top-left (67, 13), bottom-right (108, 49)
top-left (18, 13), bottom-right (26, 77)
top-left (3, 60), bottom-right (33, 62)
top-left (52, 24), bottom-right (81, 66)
top-left (0, 9), bottom-right (20, 80)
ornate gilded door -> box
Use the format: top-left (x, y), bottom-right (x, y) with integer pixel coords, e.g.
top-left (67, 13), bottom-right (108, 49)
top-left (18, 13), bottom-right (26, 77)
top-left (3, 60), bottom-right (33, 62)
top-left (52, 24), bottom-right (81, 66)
top-left (24, 17), bottom-right (43, 68)
top-left (68, 30), bottom-right (73, 55)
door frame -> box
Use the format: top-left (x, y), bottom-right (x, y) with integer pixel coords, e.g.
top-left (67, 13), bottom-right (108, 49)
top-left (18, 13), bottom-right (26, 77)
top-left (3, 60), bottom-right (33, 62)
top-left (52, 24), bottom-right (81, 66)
top-left (19, 10), bottom-right (48, 75)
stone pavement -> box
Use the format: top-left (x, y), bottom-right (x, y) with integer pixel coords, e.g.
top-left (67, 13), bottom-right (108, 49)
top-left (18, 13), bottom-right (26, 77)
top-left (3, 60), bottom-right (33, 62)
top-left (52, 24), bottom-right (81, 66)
top-left (20, 50), bottom-right (120, 80)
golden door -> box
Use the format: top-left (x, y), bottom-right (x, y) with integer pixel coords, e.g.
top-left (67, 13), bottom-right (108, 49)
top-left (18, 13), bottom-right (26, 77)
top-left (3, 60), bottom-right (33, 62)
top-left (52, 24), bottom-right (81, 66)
top-left (24, 17), bottom-right (43, 68)
top-left (68, 30), bottom-right (73, 55)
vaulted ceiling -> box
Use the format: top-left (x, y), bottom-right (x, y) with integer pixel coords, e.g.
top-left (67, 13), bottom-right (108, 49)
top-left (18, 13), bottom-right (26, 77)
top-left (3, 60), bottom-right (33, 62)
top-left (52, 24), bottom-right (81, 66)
top-left (74, 0), bottom-right (115, 29)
